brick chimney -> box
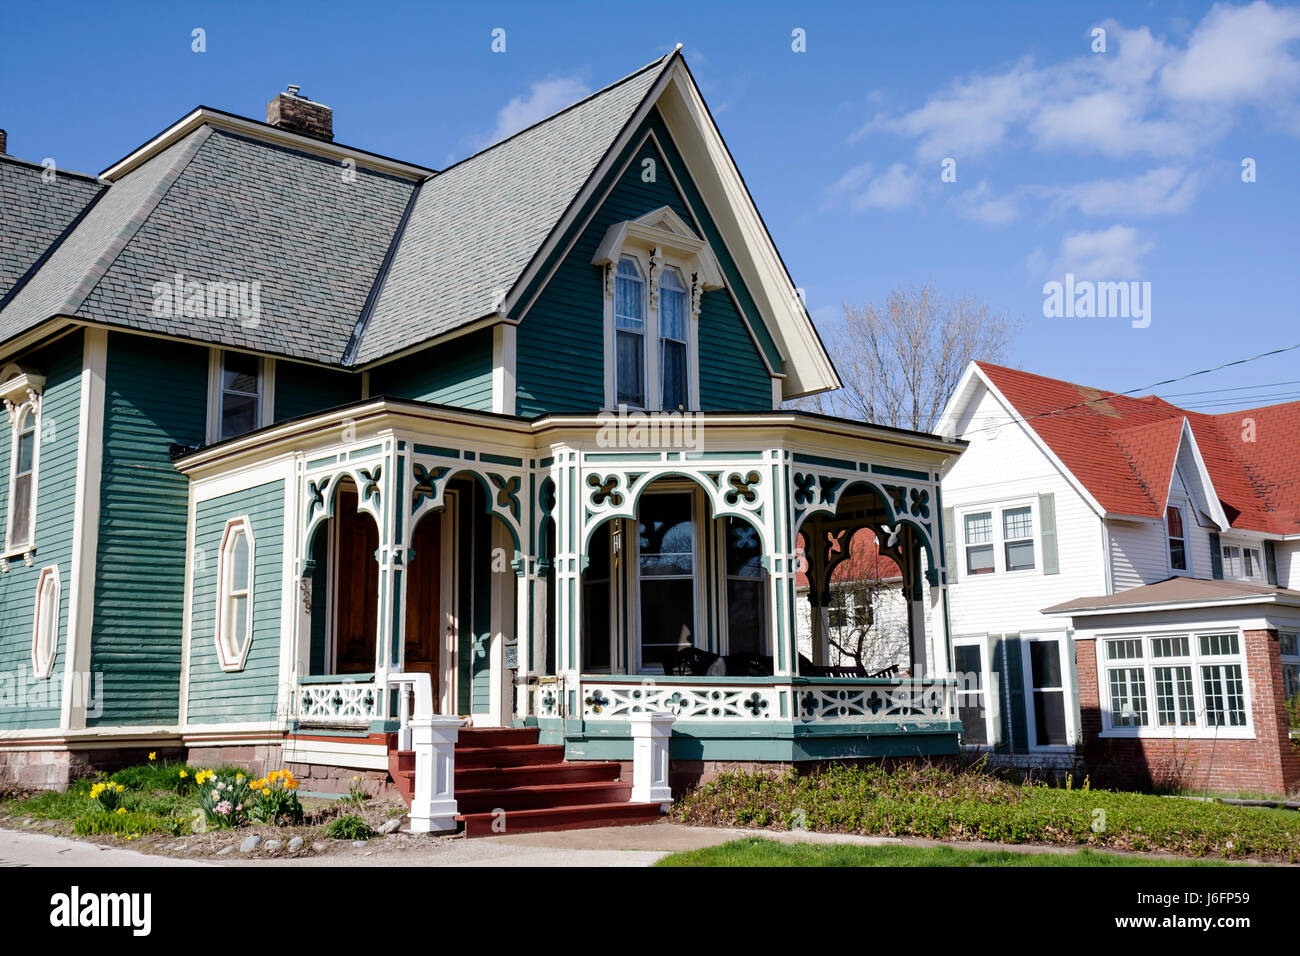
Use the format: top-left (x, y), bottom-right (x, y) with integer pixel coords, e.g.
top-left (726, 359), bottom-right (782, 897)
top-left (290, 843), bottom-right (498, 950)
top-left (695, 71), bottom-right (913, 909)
top-left (266, 86), bottom-right (332, 141)
top-left (0, 130), bottom-right (7, 155)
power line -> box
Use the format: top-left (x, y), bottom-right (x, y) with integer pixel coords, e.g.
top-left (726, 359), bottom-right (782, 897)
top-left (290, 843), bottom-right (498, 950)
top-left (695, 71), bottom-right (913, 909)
top-left (960, 340), bottom-right (1300, 439)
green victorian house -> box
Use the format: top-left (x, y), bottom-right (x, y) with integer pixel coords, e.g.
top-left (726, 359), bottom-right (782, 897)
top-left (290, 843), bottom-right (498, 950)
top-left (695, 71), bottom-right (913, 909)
top-left (0, 52), bottom-right (966, 830)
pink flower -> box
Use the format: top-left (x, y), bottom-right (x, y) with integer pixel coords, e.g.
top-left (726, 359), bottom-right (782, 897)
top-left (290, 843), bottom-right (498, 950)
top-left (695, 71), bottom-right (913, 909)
top-left (215, 800), bottom-right (233, 815)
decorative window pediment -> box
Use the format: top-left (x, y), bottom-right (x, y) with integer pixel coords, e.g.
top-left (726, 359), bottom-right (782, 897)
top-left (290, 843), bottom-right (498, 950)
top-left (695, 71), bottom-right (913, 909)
top-left (593, 208), bottom-right (723, 412)
top-left (592, 206), bottom-right (725, 294)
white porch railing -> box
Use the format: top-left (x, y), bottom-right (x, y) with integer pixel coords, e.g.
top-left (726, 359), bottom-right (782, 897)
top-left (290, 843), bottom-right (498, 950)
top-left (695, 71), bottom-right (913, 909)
top-left (535, 676), bottom-right (957, 725)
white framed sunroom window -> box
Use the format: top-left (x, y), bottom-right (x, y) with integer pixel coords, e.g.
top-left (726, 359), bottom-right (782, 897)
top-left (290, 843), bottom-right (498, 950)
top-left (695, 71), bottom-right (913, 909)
top-left (215, 516), bottom-right (255, 671)
top-left (31, 564), bottom-right (60, 679)
top-left (1101, 630), bottom-right (1252, 737)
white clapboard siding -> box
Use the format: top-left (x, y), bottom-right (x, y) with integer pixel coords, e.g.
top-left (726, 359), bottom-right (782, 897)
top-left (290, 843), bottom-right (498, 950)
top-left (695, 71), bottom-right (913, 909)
top-left (943, 384), bottom-right (1107, 636)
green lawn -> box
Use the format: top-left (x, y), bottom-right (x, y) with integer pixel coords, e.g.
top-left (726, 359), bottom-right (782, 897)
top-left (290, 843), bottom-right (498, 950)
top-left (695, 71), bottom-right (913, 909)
top-left (656, 838), bottom-right (1241, 867)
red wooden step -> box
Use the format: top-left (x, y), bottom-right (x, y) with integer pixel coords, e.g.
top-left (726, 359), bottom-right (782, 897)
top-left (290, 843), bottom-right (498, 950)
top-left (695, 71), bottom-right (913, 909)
top-left (455, 760), bottom-right (622, 790)
top-left (455, 744), bottom-right (565, 770)
top-left (456, 801), bottom-right (663, 837)
top-left (455, 727), bottom-right (540, 749)
top-left (456, 780), bottom-right (634, 814)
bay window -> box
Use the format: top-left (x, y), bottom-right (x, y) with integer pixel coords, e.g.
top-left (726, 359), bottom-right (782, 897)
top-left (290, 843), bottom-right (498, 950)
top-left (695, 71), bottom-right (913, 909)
top-left (637, 491), bottom-right (697, 670)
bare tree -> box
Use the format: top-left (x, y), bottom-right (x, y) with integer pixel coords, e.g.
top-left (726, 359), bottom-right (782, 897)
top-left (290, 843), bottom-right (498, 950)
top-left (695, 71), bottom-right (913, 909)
top-left (799, 283), bottom-right (1018, 432)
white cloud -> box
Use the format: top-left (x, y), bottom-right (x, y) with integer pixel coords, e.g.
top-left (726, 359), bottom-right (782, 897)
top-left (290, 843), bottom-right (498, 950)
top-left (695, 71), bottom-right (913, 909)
top-left (1048, 225), bottom-right (1153, 279)
top-left (1162, 1), bottom-right (1300, 103)
top-left (952, 180), bottom-right (1021, 226)
top-left (1053, 166), bottom-right (1203, 216)
top-left (861, 5), bottom-right (1300, 162)
top-left (828, 162), bottom-right (924, 211)
top-left (484, 76), bottom-right (590, 146)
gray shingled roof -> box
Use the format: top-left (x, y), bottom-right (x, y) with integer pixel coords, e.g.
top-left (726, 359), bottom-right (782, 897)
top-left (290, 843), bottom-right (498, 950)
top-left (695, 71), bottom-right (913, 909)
top-left (348, 56), bottom-right (668, 364)
top-left (0, 127), bottom-right (416, 363)
top-left (0, 54), bottom-right (670, 367)
top-left (0, 155), bottom-right (104, 304)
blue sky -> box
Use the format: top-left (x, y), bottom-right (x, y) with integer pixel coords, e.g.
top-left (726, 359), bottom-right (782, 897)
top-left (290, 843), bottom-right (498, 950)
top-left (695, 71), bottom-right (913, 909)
top-left (2, 0), bottom-right (1297, 410)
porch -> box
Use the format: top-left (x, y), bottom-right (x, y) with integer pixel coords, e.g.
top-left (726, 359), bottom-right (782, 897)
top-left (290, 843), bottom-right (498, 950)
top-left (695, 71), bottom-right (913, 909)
top-left (175, 399), bottom-right (966, 766)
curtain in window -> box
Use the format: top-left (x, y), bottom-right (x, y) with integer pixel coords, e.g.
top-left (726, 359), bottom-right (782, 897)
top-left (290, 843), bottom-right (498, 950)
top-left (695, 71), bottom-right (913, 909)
top-left (614, 258), bottom-right (645, 407)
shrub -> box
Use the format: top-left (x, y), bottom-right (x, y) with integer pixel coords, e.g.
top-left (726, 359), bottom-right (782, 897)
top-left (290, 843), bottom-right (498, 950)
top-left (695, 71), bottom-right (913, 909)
top-left (248, 769), bottom-right (304, 826)
top-left (673, 764), bottom-right (1300, 861)
top-left (327, 815), bottom-right (373, 841)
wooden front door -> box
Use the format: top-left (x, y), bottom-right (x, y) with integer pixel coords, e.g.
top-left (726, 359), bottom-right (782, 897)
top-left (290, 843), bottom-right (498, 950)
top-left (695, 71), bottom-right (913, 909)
top-left (334, 489), bottom-right (378, 674)
top-left (404, 512), bottom-right (443, 690)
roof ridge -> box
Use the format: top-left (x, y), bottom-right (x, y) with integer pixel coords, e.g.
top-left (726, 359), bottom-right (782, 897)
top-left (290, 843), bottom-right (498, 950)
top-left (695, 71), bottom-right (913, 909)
top-left (0, 152), bottom-right (102, 183)
top-left (430, 53), bottom-right (672, 180)
top-left (67, 126), bottom-right (214, 317)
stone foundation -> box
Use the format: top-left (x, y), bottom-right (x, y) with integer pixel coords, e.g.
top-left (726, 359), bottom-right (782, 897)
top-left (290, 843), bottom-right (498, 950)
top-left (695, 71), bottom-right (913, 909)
top-left (283, 762), bottom-right (401, 801)
top-left (185, 743), bottom-right (284, 778)
top-left (0, 745), bottom-right (189, 792)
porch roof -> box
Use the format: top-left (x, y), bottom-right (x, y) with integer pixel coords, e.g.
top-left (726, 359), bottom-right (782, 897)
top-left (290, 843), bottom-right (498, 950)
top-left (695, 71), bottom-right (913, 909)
top-left (1042, 576), bottom-right (1300, 617)
top-left (171, 395), bottom-right (967, 476)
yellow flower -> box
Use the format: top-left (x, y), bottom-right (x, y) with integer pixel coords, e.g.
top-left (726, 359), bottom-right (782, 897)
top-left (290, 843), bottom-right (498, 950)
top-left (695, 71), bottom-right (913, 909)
top-left (179, 771), bottom-right (188, 779)
top-left (284, 779), bottom-right (298, 790)
top-left (267, 770), bottom-right (280, 783)
top-left (236, 774), bottom-right (244, 783)
top-left (148, 752), bottom-right (156, 761)
top-left (115, 807), bottom-right (127, 816)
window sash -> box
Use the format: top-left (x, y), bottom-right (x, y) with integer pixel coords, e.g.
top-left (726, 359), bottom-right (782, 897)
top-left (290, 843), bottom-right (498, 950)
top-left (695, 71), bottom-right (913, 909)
top-left (1202, 663), bottom-right (1246, 726)
top-left (1108, 667), bottom-right (1149, 727)
top-left (1166, 506), bottom-right (1187, 571)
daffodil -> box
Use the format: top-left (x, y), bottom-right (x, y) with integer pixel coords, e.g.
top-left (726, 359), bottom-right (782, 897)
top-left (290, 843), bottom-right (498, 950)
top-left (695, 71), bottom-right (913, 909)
top-left (148, 752), bottom-right (156, 761)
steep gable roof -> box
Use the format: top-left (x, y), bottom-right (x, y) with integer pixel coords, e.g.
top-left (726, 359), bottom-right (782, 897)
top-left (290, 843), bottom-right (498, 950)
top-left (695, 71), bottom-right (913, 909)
top-left (956, 361), bottom-right (1299, 534)
top-left (353, 56), bottom-right (670, 364)
top-left (0, 155), bottom-right (104, 306)
top-left (0, 51), bottom-right (837, 397)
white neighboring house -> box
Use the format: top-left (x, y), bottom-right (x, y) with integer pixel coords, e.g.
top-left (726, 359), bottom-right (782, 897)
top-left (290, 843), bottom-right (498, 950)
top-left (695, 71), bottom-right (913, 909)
top-left (936, 361), bottom-right (1300, 793)
top-left (795, 528), bottom-right (910, 675)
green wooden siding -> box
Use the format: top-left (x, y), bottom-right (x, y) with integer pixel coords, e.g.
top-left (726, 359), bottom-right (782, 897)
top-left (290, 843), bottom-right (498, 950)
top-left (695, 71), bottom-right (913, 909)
top-left (89, 333), bottom-right (207, 727)
top-left (0, 331), bottom-right (83, 730)
top-left (698, 288), bottom-right (772, 411)
top-left (273, 361), bottom-right (362, 423)
top-left (451, 479), bottom-right (494, 715)
top-left (187, 480), bottom-right (285, 724)
top-left (368, 329), bottom-right (493, 410)
top-left (516, 108), bottom-right (775, 416)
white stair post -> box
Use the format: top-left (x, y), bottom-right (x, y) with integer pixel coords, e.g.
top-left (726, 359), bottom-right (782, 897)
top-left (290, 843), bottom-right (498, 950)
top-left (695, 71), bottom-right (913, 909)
top-left (409, 714), bottom-right (462, 833)
top-left (629, 711), bottom-right (674, 808)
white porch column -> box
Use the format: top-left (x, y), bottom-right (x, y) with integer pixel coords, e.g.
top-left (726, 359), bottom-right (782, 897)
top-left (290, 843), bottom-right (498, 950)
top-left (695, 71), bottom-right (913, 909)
top-left (629, 711), bottom-right (674, 808)
top-left (408, 714), bottom-right (462, 833)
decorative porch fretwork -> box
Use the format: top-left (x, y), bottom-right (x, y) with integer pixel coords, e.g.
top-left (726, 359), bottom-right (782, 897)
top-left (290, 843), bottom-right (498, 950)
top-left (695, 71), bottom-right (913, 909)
top-left (580, 681), bottom-right (782, 721)
top-left (296, 680), bottom-right (381, 727)
top-left (796, 682), bottom-right (953, 722)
